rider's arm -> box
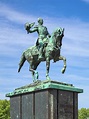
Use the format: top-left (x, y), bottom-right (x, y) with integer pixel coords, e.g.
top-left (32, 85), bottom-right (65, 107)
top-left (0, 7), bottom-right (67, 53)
top-left (28, 26), bottom-right (37, 33)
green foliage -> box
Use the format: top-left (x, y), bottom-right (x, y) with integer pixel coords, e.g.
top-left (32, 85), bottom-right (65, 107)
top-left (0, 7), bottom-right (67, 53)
top-left (0, 99), bottom-right (10, 119)
top-left (78, 108), bottom-right (89, 119)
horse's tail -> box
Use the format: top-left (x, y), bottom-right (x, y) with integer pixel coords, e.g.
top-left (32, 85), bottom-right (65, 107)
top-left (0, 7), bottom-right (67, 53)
top-left (18, 52), bottom-right (26, 72)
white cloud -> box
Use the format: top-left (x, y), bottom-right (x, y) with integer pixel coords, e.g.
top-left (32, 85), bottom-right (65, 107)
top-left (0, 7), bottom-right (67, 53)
top-left (0, 2), bottom-right (37, 24)
top-left (82, 0), bottom-right (89, 3)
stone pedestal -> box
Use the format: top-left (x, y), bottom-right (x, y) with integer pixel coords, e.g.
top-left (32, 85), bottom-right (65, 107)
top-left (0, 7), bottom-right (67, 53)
top-left (6, 80), bottom-right (83, 119)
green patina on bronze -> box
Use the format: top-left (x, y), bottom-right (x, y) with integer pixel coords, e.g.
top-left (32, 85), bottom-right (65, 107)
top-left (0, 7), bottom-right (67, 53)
top-left (6, 80), bottom-right (83, 97)
top-left (18, 18), bottom-right (67, 82)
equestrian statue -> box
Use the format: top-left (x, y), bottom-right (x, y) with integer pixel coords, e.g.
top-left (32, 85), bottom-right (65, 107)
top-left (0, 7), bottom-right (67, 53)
top-left (18, 18), bottom-right (67, 82)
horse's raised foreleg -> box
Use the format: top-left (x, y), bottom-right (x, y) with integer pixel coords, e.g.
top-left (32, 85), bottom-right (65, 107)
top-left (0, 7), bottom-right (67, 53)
top-left (46, 57), bottom-right (51, 80)
top-left (59, 56), bottom-right (67, 73)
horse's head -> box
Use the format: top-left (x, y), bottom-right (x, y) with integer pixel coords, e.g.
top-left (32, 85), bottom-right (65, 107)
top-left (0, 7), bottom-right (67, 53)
top-left (53, 27), bottom-right (64, 38)
top-left (51, 27), bottom-right (64, 48)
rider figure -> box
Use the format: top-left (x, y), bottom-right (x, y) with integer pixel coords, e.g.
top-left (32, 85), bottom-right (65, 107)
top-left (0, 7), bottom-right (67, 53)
top-left (26, 18), bottom-right (51, 59)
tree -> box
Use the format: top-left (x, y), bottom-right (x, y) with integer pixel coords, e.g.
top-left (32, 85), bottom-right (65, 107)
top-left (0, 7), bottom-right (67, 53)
top-left (78, 108), bottom-right (89, 119)
top-left (86, 109), bottom-right (89, 118)
top-left (0, 99), bottom-right (10, 119)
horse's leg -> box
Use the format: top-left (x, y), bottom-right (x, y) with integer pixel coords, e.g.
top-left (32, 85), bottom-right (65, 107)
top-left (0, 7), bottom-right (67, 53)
top-left (59, 56), bottom-right (67, 73)
top-left (29, 62), bottom-right (40, 82)
top-left (18, 52), bottom-right (26, 72)
top-left (29, 64), bottom-right (36, 82)
top-left (46, 57), bottom-right (51, 80)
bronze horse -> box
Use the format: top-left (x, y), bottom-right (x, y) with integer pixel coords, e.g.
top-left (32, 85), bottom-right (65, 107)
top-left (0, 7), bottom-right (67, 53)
top-left (18, 28), bottom-right (66, 82)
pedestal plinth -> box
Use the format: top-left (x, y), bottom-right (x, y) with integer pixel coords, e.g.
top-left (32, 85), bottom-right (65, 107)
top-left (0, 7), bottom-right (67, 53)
top-left (6, 80), bottom-right (83, 119)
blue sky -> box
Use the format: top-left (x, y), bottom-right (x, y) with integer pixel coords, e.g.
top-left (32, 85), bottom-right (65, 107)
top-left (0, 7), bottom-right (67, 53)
top-left (0, 0), bottom-right (89, 109)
